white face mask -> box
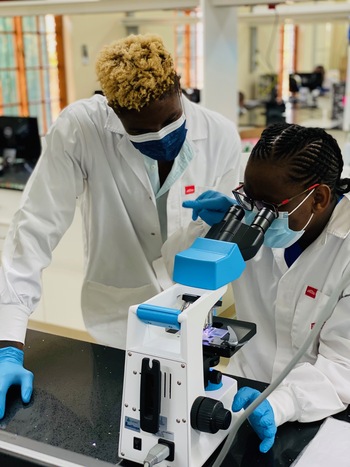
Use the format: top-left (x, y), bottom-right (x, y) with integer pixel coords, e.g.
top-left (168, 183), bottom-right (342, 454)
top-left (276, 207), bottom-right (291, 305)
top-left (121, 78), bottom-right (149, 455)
top-left (244, 188), bottom-right (316, 249)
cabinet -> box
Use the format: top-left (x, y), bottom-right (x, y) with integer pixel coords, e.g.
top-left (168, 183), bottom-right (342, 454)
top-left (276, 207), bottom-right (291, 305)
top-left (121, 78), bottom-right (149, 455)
top-left (0, 188), bottom-right (87, 337)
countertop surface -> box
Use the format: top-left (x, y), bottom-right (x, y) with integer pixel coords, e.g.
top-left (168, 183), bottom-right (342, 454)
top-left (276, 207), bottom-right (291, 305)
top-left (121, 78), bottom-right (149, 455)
top-left (1, 330), bottom-right (124, 465)
top-left (1, 329), bottom-right (349, 466)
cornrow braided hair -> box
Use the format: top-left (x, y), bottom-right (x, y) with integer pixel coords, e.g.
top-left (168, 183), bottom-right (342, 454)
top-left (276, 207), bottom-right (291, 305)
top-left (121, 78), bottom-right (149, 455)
top-left (250, 123), bottom-right (350, 197)
top-left (95, 34), bottom-right (179, 112)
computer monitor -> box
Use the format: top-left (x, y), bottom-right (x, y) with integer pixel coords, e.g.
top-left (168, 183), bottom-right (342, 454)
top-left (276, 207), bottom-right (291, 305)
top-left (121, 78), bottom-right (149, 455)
top-left (0, 116), bottom-right (41, 168)
top-left (182, 88), bottom-right (200, 103)
top-left (289, 72), bottom-right (323, 93)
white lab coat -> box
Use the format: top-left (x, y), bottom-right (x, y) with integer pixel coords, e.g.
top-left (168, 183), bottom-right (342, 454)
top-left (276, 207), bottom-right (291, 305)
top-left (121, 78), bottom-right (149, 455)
top-left (226, 194), bottom-right (350, 426)
top-left (0, 94), bottom-right (241, 349)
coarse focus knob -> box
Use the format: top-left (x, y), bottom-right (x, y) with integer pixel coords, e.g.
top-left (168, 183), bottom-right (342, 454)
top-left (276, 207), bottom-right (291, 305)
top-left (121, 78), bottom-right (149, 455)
top-left (190, 396), bottom-right (232, 434)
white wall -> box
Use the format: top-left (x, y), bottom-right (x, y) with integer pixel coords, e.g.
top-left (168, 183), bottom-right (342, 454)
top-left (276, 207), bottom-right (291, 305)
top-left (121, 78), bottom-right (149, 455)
top-left (63, 11), bottom-right (177, 102)
top-left (64, 13), bottom-right (127, 101)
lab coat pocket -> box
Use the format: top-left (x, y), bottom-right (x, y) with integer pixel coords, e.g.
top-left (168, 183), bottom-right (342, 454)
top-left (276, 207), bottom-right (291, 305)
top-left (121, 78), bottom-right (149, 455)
top-left (81, 280), bottom-right (159, 349)
top-left (291, 285), bottom-right (331, 359)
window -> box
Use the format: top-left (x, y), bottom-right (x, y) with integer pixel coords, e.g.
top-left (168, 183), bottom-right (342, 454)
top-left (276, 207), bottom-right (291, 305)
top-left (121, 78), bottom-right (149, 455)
top-left (174, 9), bottom-right (203, 91)
top-left (0, 15), bottom-right (66, 135)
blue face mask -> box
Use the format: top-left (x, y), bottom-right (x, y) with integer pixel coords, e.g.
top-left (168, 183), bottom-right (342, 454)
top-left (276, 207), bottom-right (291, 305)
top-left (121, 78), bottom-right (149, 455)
top-left (128, 114), bottom-right (187, 162)
top-left (244, 189), bottom-right (315, 249)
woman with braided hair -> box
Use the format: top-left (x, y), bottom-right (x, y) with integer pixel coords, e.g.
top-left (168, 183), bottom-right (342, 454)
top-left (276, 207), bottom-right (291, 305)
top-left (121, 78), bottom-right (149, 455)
top-left (183, 122), bottom-right (350, 453)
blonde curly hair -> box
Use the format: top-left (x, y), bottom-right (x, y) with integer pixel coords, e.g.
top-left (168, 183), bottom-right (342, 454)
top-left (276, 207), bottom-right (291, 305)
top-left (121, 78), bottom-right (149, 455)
top-left (95, 34), bottom-right (178, 112)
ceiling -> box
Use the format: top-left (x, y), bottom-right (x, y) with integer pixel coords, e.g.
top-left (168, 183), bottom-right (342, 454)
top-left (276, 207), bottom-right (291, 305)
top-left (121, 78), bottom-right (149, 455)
top-left (0, 0), bottom-right (349, 22)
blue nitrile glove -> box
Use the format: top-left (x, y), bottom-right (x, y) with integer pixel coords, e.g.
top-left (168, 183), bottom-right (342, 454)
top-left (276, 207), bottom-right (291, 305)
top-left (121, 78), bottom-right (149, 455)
top-left (182, 190), bottom-right (237, 226)
top-left (232, 387), bottom-right (276, 453)
top-left (0, 347), bottom-right (34, 419)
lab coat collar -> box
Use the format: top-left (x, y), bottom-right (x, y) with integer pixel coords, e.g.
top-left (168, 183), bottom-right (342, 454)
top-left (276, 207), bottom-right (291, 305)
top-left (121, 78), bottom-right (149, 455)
top-left (325, 193), bottom-right (350, 240)
top-left (103, 106), bottom-right (153, 196)
top-left (104, 95), bottom-right (207, 141)
top-left (181, 95), bottom-right (207, 141)
top-left (104, 105), bottom-right (125, 134)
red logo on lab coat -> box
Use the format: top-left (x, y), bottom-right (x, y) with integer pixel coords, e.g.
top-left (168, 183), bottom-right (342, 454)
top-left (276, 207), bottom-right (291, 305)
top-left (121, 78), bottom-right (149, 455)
top-left (305, 286), bottom-right (318, 299)
top-left (185, 185), bottom-right (195, 195)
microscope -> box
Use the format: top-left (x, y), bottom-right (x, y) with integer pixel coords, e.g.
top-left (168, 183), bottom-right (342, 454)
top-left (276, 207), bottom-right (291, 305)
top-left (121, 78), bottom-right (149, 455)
top-left (118, 203), bottom-right (276, 466)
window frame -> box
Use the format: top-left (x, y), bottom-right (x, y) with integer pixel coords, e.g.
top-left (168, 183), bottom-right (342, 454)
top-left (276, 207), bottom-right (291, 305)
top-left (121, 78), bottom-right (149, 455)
top-left (0, 15), bottom-right (67, 134)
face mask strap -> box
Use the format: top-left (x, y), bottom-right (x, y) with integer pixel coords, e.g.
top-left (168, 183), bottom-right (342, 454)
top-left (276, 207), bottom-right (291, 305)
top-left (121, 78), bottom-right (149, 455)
top-left (179, 94), bottom-right (186, 120)
top-left (301, 212), bottom-right (314, 231)
top-left (288, 188), bottom-right (316, 216)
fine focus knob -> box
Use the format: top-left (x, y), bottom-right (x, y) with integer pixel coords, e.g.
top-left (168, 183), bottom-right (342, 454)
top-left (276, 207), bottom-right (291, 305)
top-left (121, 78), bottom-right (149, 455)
top-left (190, 396), bottom-right (232, 434)
top-left (208, 369), bottom-right (222, 385)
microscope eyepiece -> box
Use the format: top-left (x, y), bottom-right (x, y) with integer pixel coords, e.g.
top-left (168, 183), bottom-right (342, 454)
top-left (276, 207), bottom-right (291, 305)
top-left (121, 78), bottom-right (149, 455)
top-left (204, 201), bottom-right (277, 260)
top-left (250, 207), bottom-right (277, 234)
top-left (205, 204), bottom-right (245, 242)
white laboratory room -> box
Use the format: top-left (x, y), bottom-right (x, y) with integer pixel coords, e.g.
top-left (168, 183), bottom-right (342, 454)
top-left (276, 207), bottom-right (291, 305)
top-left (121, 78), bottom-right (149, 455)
top-left (0, 0), bottom-right (350, 466)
